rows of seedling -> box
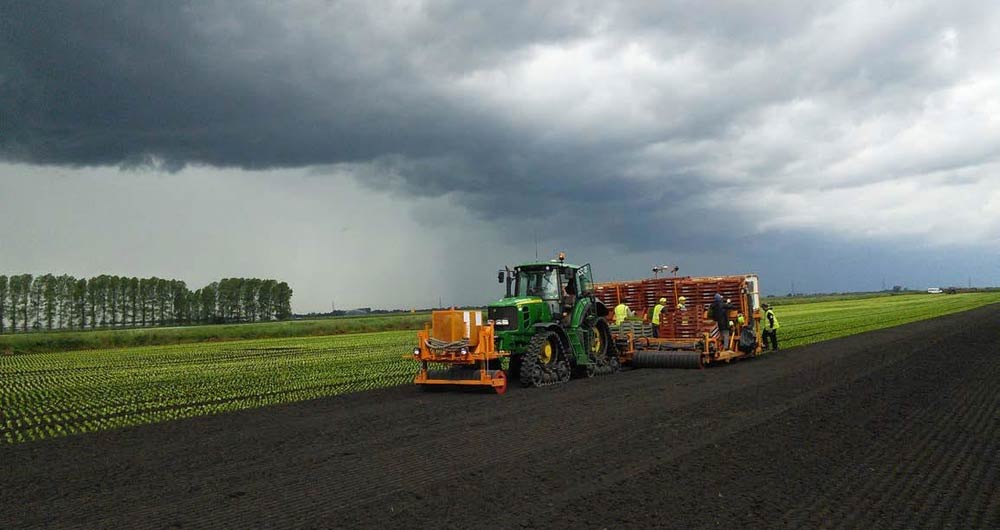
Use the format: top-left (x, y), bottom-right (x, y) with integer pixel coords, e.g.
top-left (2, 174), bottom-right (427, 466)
top-left (777, 293), bottom-right (1000, 348)
top-left (1, 332), bottom-right (415, 444)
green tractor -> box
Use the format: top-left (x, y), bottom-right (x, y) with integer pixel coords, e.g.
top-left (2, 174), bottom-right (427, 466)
top-left (488, 254), bottom-right (619, 387)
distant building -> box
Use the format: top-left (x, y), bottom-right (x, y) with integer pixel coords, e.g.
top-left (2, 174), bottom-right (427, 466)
top-left (927, 287), bottom-right (943, 294)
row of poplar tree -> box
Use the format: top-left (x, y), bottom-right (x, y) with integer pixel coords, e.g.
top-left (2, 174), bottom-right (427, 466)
top-left (0, 274), bottom-right (293, 333)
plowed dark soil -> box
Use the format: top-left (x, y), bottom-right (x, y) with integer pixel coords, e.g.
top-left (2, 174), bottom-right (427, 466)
top-left (4, 305), bottom-right (999, 529)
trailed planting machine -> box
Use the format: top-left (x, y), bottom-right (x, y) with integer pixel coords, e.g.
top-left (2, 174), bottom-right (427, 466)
top-left (410, 254), bottom-right (618, 393)
top-left (595, 274), bottom-right (763, 368)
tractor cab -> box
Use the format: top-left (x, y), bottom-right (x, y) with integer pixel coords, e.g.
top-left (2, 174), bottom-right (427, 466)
top-left (492, 254), bottom-right (594, 329)
top-left (510, 262), bottom-right (592, 320)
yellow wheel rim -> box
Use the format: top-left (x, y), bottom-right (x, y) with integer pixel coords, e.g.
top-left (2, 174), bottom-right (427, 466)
top-left (591, 330), bottom-right (602, 353)
top-left (541, 341), bottom-right (553, 364)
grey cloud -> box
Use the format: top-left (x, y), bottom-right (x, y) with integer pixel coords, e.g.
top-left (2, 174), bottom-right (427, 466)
top-left (2, 1), bottom-right (501, 167)
top-left (3, 0), bottom-right (999, 260)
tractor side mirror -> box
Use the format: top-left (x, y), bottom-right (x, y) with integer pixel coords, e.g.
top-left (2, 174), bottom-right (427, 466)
top-left (501, 268), bottom-right (514, 298)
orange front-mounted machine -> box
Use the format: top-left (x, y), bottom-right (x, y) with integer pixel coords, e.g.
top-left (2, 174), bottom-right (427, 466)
top-left (409, 310), bottom-right (510, 394)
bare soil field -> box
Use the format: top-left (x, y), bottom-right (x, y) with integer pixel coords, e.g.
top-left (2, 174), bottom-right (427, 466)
top-left (3, 305), bottom-right (999, 529)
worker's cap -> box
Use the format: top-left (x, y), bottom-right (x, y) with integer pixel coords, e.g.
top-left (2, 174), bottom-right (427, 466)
top-left (714, 293), bottom-right (723, 301)
top-left (659, 297), bottom-right (667, 304)
top-left (761, 303), bottom-right (770, 309)
top-left (678, 296), bottom-right (686, 302)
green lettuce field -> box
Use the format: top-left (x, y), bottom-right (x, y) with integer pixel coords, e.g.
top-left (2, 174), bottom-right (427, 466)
top-left (777, 292), bottom-right (1000, 347)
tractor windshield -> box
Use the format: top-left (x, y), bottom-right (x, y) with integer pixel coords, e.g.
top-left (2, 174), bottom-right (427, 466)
top-left (515, 268), bottom-right (560, 300)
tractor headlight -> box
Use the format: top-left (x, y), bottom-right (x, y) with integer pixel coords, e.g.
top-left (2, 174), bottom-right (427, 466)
top-left (413, 348), bottom-right (420, 356)
top-left (495, 318), bottom-right (509, 326)
top-left (460, 347), bottom-right (469, 355)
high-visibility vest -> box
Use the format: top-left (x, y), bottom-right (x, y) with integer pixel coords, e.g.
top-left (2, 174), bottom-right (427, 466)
top-left (765, 309), bottom-right (780, 330)
top-left (614, 303), bottom-right (629, 324)
top-left (652, 304), bottom-right (665, 325)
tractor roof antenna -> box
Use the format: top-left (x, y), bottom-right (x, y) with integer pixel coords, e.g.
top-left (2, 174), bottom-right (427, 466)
top-left (534, 230), bottom-right (538, 260)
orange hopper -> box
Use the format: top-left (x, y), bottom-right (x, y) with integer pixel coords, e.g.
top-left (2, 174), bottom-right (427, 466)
top-left (409, 309), bottom-right (509, 394)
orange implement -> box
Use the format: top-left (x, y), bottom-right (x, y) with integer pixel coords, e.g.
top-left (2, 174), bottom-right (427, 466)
top-left (408, 309), bottom-right (509, 394)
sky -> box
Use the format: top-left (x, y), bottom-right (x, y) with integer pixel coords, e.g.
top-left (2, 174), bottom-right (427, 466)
top-left (2, 0), bottom-right (999, 312)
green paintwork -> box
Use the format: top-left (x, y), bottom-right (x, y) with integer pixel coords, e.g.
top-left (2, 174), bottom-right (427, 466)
top-left (491, 296), bottom-right (553, 353)
top-left (488, 261), bottom-right (601, 367)
top-left (490, 296), bottom-right (545, 308)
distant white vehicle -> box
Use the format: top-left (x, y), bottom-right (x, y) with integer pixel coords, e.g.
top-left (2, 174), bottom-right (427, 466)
top-left (927, 287), bottom-right (943, 294)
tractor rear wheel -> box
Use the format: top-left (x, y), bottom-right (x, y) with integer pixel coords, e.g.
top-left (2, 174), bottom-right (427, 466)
top-left (588, 318), bottom-right (610, 358)
top-left (584, 318), bottom-right (618, 377)
top-left (519, 331), bottom-right (568, 388)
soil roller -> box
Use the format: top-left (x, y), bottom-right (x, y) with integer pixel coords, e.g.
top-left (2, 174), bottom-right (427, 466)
top-left (632, 350), bottom-right (703, 369)
top-left (410, 310), bottom-right (509, 394)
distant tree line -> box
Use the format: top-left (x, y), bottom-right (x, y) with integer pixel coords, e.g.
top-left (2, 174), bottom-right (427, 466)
top-left (0, 274), bottom-right (293, 333)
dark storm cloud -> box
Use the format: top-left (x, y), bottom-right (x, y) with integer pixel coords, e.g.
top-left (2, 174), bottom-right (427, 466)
top-left (2, 0), bottom-right (519, 167)
top-left (3, 0), bottom-right (999, 257)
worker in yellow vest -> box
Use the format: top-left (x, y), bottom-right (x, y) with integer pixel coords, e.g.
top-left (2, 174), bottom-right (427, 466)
top-left (651, 297), bottom-right (666, 338)
top-left (761, 303), bottom-right (780, 351)
top-left (614, 301), bottom-right (631, 325)
top-left (675, 295), bottom-right (689, 328)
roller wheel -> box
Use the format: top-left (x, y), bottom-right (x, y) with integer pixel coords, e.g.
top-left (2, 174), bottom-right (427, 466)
top-left (556, 358), bottom-right (571, 383)
top-left (519, 331), bottom-right (563, 388)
